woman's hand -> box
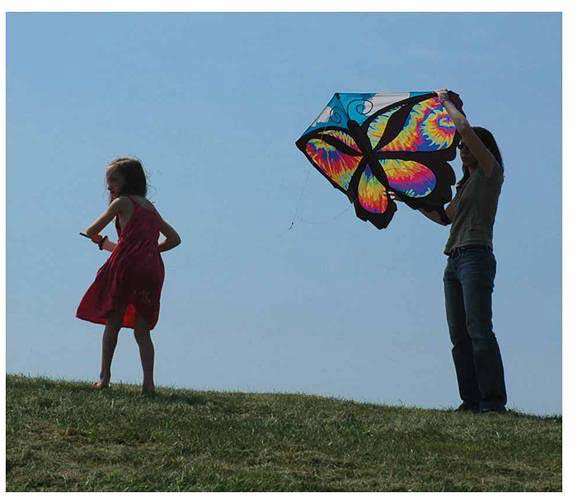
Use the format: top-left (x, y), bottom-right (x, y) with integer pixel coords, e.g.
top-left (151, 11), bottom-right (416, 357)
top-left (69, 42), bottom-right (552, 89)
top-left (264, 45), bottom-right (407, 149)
top-left (433, 88), bottom-right (468, 133)
top-left (90, 234), bottom-right (104, 244)
top-left (435, 88), bottom-right (450, 102)
top-left (388, 190), bottom-right (403, 203)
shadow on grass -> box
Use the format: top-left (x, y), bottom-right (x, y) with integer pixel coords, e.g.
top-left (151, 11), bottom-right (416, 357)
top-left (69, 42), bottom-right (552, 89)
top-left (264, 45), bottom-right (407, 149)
top-left (8, 374), bottom-right (208, 407)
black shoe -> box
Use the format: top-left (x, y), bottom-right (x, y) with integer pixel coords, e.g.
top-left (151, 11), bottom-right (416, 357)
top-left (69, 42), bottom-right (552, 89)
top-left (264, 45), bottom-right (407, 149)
top-left (479, 406), bottom-right (507, 414)
top-left (454, 402), bottom-right (480, 413)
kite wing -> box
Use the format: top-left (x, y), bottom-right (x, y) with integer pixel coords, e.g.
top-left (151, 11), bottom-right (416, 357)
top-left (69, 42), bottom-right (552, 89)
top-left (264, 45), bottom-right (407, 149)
top-left (295, 91), bottom-right (461, 229)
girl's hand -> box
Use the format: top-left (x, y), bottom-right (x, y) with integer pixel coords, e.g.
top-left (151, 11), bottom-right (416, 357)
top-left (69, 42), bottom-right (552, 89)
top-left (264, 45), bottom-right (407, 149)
top-left (90, 234), bottom-right (104, 244)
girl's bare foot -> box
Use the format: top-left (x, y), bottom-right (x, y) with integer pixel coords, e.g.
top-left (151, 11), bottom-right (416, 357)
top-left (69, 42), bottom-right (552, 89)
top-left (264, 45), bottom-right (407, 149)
top-left (92, 374), bottom-right (111, 390)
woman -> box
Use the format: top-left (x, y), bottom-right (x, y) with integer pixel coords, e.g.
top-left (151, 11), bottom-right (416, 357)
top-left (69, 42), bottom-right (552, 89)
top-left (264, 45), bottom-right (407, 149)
top-left (416, 90), bottom-right (507, 414)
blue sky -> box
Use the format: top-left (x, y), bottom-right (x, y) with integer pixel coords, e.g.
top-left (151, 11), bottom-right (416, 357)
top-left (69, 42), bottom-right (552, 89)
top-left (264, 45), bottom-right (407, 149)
top-left (6, 12), bottom-right (562, 414)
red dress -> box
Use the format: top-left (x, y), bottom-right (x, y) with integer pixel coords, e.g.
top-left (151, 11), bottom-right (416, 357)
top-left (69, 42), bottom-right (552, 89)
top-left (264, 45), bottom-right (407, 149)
top-left (76, 196), bottom-right (165, 330)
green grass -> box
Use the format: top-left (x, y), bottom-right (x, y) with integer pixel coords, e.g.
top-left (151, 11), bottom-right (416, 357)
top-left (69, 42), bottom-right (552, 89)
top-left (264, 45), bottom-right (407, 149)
top-left (6, 374), bottom-right (561, 491)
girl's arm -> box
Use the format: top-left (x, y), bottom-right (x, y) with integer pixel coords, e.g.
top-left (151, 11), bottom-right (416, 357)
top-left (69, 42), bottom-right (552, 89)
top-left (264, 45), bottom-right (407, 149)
top-left (85, 197), bottom-right (128, 238)
top-left (101, 238), bottom-right (117, 252)
top-left (157, 215), bottom-right (181, 253)
top-left (436, 89), bottom-right (500, 178)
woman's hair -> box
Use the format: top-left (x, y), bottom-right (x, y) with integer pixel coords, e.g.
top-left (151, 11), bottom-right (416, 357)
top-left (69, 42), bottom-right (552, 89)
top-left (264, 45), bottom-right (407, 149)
top-left (456, 126), bottom-right (504, 188)
top-left (106, 157), bottom-right (148, 202)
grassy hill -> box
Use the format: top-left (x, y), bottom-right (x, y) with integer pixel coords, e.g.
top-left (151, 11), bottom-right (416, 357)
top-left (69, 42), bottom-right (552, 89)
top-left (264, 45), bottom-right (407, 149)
top-left (6, 374), bottom-right (561, 491)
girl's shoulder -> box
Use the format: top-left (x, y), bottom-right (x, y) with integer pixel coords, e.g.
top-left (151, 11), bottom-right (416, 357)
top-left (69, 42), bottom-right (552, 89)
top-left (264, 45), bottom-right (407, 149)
top-left (112, 195), bottom-right (133, 210)
top-left (125, 195), bottom-right (159, 213)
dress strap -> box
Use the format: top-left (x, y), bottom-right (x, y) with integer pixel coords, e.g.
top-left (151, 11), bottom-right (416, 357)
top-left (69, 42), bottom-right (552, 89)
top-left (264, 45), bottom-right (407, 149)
top-left (126, 195), bottom-right (140, 208)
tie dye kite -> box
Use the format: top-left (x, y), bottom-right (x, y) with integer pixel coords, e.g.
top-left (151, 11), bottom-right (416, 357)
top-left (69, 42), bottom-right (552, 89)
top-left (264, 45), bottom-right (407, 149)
top-left (295, 91), bottom-right (462, 228)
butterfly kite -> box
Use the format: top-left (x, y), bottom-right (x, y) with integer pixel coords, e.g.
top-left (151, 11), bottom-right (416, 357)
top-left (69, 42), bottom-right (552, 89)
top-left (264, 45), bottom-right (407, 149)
top-left (295, 91), bottom-right (463, 229)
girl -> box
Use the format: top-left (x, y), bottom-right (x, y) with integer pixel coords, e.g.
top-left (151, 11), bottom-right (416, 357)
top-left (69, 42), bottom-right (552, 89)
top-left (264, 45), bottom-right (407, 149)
top-left (392, 90), bottom-right (507, 414)
top-left (76, 157), bottom-right (181, 394)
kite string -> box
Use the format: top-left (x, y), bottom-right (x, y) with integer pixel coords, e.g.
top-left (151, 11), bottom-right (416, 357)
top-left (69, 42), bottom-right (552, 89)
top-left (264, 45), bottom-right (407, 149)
top-left (287, 167), bottom-right (312, 230)
top-left (283, 167), bottom-right (351, 231)
top-left (294, 205), bottom-right (349, 225)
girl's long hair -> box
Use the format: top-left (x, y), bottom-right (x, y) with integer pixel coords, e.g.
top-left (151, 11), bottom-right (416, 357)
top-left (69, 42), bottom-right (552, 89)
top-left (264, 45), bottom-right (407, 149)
top-left (456, 127), bottom-right (503, 188)
top-left (106, 157), bottom-right (148, 204)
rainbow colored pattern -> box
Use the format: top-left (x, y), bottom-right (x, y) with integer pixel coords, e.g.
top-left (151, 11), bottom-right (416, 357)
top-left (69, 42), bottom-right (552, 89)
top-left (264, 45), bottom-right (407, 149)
top-left (306, 139), bottom-right (362, 190)
top-left (358, 165), bottom-right (388, 213)
top-left (380, 98), bottom-right (455, 152)
top-left (297, 92), bottom-right (458, 228)
top-left (318, 129), bottom-right (361, 152)
top-left (366, 106), bottom-right (401, 149)
top-left (380, 159), bottom-right (436, 198)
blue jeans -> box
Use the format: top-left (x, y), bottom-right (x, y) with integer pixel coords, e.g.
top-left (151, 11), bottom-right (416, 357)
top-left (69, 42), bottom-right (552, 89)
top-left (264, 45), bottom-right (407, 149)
top-left (443, 246), bottom-right (507, 410)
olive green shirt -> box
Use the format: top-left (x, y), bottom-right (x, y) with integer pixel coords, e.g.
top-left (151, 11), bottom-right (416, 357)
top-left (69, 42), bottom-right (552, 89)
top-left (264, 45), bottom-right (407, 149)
top-left (444, 164), bottom-right (504, 255)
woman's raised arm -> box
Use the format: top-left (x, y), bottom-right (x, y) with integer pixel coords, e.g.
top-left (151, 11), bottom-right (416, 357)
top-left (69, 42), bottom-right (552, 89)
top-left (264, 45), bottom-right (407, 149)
top-left (436, 89), bottom-right (500, 178)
